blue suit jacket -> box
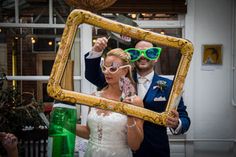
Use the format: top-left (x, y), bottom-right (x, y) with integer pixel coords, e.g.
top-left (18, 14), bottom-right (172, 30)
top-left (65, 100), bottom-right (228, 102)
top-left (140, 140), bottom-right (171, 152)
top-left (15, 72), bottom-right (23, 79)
top-left (84, 53), bottom-right (191, 157)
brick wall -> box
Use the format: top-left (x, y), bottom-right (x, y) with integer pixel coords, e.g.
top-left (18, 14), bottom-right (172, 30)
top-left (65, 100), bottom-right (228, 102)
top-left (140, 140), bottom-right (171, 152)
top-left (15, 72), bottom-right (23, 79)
top-left (6, 31), bottom-right (37, 96)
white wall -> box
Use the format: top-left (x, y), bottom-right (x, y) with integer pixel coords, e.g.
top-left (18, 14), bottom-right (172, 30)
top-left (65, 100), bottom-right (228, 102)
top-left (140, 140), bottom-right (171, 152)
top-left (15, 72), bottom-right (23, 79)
top-left (185, 0), bottom-right (236, 156)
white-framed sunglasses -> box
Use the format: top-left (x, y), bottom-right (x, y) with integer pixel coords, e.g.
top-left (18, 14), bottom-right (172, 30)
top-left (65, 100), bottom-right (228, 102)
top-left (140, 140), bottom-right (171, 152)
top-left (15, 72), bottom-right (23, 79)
top-left (101, 62), bottom-right (131, 74)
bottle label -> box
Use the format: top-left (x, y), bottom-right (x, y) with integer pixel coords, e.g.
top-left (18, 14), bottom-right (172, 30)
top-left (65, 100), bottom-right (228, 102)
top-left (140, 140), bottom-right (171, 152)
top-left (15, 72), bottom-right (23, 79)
top-left (53, 103), bottom-right (76, 109)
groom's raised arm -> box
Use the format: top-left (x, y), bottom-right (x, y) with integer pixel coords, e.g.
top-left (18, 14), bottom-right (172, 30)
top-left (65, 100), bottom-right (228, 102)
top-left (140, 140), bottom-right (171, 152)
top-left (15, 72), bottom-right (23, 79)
top-left (84, 52), bottom-right (106, 89)
top-left (84, 37), bottom-right (109, 89)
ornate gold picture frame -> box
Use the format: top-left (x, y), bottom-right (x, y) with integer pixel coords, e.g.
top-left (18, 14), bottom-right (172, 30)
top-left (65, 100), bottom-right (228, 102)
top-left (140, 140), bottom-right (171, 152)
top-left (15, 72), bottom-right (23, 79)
top-left (47, 9), bottom-right (194, 126)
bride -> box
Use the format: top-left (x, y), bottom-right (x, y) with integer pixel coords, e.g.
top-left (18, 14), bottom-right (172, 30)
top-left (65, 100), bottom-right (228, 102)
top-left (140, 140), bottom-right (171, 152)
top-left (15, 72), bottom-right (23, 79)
top-left (76, 48), bottom-right (144, 157)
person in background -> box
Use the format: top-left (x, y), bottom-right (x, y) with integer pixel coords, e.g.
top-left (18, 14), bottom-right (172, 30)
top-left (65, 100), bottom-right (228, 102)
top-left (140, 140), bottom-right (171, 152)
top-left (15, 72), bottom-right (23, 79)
top-left (84, 37), bottom-right (191, 157)
top-left (0, 132), bottom-right (18, 157)
top-left (76, 48), bottom-right (144, 157)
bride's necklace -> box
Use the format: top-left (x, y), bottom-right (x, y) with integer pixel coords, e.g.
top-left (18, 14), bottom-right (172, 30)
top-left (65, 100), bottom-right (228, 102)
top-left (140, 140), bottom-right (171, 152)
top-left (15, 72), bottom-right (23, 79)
top-left (96, 108), bottom-right (111, 116)
top-left (96, 90), bottom-right (120, 116)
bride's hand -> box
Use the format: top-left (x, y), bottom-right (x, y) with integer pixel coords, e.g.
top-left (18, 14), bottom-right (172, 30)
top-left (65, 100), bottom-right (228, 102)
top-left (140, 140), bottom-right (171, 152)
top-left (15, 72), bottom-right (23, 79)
top-left (123, 95), bottom-right (143, 108)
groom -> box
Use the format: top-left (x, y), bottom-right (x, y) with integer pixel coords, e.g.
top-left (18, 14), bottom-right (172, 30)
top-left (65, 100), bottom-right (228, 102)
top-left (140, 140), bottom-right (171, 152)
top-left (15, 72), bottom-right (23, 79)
top-left (84, 37), bottom-right (191, 157)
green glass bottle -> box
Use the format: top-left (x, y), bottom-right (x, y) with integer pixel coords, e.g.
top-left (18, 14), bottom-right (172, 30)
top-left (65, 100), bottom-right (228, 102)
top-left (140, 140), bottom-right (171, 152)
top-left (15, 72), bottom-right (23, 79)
top-left (47, 102), bottom-right (77, 157)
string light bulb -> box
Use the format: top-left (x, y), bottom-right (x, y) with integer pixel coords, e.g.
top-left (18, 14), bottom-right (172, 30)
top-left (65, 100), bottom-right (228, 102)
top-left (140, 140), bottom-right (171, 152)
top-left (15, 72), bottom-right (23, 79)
top-left (31, 37), bottom-right (36, 44)
top-left (32, 39), bottom-right (36, 44)
top-left (160, 30), bottom-right (165, 35)
top-left (48, 41), bottom-right (53, 46)
top-left (131, 14), bottom-right (136, 19)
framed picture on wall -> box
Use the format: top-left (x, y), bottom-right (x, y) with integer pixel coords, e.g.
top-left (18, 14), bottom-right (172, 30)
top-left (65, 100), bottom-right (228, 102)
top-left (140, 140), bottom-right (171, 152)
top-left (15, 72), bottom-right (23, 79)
top-left (202, 44), bottom-right (223, 65)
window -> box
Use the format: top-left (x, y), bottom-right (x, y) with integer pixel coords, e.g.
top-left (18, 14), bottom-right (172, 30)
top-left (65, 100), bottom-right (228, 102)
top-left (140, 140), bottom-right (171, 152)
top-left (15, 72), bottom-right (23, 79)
top-left (36, 54), bottom-right (56, 105)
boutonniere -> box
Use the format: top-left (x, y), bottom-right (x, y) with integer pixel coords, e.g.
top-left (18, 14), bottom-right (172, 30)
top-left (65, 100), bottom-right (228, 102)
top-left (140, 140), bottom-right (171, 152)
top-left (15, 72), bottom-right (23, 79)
top-left (153, 80), bottom-right (167, 91)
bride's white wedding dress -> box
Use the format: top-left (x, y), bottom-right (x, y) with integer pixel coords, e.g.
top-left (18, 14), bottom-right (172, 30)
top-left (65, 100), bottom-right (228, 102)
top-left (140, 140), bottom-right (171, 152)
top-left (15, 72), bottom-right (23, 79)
top-left (84, 107), bottom-right (133, 157)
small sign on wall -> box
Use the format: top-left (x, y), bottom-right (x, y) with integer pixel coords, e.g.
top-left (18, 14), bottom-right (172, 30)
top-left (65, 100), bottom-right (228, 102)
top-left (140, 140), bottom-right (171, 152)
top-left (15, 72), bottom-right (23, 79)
top-left (202, 44), bottom-right (223, 65)
top-left (201, 44), bottom-right (223, 71)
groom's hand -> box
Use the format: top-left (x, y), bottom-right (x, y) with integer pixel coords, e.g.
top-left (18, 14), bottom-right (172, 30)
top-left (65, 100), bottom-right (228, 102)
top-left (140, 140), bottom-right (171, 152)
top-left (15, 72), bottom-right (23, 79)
top-left (92, 37), bottom-right (108, 53)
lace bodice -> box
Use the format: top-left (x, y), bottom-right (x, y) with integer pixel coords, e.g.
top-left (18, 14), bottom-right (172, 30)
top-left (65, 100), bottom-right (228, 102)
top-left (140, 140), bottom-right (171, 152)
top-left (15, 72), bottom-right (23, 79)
top-left (84, 92), bottom-right (132, 157)
top-left (88, 108), bottom-right (128, 147)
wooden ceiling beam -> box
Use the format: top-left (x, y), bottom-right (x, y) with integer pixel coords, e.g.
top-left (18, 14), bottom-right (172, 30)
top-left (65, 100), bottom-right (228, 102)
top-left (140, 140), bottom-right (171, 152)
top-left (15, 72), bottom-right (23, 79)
top-left (99, 0), bottom-right (187, 14)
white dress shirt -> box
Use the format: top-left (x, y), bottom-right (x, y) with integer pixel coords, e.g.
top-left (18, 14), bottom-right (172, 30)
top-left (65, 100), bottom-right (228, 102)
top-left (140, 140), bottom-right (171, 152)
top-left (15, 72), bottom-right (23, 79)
top-left (137, 71), bottom-right (154, 93)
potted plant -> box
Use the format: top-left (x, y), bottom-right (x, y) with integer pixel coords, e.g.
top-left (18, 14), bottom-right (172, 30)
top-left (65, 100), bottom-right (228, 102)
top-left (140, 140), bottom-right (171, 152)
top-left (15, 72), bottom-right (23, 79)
top-left (0, 72), bottom-right (48, 156)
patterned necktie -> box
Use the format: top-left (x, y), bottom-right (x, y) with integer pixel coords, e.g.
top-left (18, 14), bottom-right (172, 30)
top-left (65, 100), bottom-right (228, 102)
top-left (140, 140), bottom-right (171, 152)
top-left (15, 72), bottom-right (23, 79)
top-left (138, 77), bottom-right (148, 99)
